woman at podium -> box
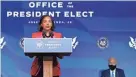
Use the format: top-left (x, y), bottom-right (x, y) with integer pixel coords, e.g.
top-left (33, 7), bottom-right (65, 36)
top-left (30, 15), bottom-right (63, 77)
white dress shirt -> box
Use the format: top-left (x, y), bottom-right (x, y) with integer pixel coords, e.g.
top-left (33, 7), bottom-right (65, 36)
top-left (110, 69), bottom-right (116, 77)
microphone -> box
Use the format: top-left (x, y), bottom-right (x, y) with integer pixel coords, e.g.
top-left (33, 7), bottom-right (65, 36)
top-left (42, 30), bottom-right (46, 38)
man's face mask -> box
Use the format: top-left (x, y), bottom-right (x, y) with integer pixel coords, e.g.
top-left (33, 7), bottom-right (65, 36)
top-left (108, 65), bottom-right (116, 70)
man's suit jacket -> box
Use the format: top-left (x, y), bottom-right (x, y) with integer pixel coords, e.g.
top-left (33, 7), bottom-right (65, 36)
top-left (101, 68), bottom-right (125, 77)
top-left (31, 31), bottom-right (63, 76)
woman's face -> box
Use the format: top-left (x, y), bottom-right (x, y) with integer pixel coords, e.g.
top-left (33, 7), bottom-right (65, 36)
top-left (41, 16), bottom-right (52, 31)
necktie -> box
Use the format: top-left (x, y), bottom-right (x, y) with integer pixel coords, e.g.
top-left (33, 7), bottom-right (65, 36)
top-left (111, 71), bottom-right (114, 77)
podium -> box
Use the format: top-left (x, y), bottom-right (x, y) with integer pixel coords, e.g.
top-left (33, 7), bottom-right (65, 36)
top-left (24, 38), bottom-right (72, 77)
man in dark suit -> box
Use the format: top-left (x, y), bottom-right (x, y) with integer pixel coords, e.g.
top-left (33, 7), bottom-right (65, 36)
top-left (101, 57), bottom-right (125, 77)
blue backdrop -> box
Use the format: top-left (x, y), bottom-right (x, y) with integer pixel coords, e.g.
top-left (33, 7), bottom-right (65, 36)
top-left (1, 1), bottom-right (136, 77)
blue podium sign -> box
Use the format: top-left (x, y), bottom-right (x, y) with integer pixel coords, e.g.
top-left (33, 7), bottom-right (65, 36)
top-left (24, 38), bottom-right (72, 53)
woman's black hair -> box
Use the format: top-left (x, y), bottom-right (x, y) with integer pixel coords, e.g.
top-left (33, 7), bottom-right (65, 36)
top-left (38, 15), bottom-right (55, 32)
